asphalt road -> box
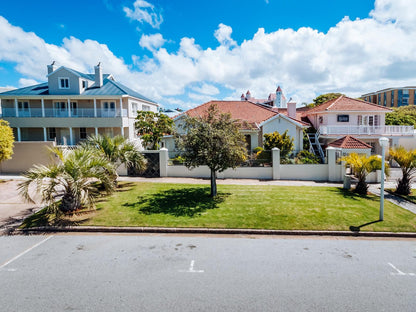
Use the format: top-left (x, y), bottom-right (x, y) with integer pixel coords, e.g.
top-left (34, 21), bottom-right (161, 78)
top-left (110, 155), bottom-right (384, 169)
top-left (0, 234), bottom-right (415, 312)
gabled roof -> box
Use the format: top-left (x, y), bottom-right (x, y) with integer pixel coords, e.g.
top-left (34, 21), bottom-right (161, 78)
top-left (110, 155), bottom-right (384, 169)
top-left (0, 83), bottom-right (49, 96)
top-left (83, 79), bottom-right (157, 104)
top-left (305, 95), bottom-right (392, 114)
top-left (177, 100), bottom-right (279, 129)
top-left (0, 73), bottom-right (156, 104)
top-left (328, 135), bottom-right (372, 149)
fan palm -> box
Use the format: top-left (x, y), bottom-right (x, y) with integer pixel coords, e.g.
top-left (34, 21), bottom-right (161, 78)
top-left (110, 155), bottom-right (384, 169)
top-left (341, 153), bottom-right (387, 195)
top-left (81, 135), bottom-right (146, 180)
top-left (18, 147), bottom-right (116, 214)
top-left (389, 146), bottom-right (416, 195)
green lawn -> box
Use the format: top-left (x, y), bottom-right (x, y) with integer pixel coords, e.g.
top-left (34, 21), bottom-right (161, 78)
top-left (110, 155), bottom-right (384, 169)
top-left (67, 182), bottom-right (416, 232)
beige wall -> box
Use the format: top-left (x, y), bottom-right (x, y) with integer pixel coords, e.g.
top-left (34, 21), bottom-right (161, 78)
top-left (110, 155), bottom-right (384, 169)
top-left (0, 141), bottom-right (57, 173)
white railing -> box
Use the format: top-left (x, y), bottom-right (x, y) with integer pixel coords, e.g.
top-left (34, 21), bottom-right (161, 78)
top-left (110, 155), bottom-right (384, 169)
top-left (319, 125), bottom-right (414, 136)
top-left (0, 107), bottom-right (128, 118)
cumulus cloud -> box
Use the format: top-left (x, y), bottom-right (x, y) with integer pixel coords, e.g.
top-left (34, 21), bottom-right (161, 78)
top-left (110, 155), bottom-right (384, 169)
top-left (1, 0), bottom-right (416, 108)
top-left (192, 83), bottom-right (220, 95)
top-left (18, 78), bottom-right (39, 87)
top-left (123, 0), bottom-right (163, 29)
top-left (214, 23), bottom-right (237, 46)
top-left (139, 33), bottom-right (165, 51)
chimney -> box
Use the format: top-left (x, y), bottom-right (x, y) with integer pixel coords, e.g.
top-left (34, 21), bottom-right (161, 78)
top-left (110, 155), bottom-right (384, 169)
top-left (94, 62), bottom-right (103, 87)
top-left (47, 61), bottom-right (56, 75)
top-left (241, 93), bottom-right (245, 101)
top-left (287, 101), bottom-right (297, 119)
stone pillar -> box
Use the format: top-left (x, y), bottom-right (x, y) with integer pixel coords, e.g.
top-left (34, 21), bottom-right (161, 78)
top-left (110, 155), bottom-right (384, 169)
top-left (41, 98), bottom-right (45, 117)
top-left (159, 148), bottom-right (169, 177)
top-left (272, 147), bottom-right (280, 180)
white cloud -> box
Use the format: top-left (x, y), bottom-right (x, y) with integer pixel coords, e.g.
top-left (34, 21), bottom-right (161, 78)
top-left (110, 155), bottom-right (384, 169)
top-left (1, 0), bottom-right (416, 109)
top-left (192, 83), bottom-right (220, 95)
top-left (123, 0), bottom-right (163, 29)
top-left (18, 78), bottom-right (39, 87)
top-left (214, 23), bottom-right (237, 46)
top-left (139, 33), bottom-right (165, 51)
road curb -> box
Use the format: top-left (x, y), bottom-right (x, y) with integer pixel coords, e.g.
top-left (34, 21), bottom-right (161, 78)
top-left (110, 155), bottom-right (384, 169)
top-left (18, 226), bottom-right (416, 238)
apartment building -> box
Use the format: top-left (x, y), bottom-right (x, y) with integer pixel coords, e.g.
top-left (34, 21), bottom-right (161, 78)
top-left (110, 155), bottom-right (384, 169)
top-left (0, 63), bottom-right (158, 146)
top-left (362, 87), bottom-right (416, 107)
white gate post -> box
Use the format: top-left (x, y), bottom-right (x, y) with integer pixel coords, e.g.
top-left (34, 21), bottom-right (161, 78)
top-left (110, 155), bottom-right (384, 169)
top-left (272, 147), bottom-right (280, 180)
top-left (159, 148), bottom-right (168, 177)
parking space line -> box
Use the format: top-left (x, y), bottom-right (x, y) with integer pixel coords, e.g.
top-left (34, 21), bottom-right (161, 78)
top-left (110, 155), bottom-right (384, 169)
top-left (0, 235), bottom-right (54, 269)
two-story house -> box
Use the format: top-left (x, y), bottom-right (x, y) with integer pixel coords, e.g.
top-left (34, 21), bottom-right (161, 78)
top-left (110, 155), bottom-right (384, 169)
top-left (0, 63), bottom-right (158, 146)
top-left (302, 95), bottom-right (414, 155)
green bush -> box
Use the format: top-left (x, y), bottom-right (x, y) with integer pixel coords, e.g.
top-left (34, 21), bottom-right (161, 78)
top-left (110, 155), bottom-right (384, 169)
top-left (295, 150), bottom-right (320, 164)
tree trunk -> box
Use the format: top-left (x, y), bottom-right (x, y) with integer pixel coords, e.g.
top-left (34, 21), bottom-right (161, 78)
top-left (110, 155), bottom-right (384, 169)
top-left (210, 169), bottom-right (217, 197)
top-left (396, 173), bottom-right (411, 195)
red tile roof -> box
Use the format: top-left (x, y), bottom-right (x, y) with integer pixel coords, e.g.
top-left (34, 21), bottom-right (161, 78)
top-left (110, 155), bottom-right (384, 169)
top-left (328, 135), bottom-right (372, 149)
top-left (181, 100), bottom-right (279, 129)
top-left (305, 95), bottom-right (392, 114)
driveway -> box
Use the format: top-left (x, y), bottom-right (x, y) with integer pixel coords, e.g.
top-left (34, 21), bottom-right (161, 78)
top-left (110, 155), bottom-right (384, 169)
top-left (0, 179), bottom-right (41, 234)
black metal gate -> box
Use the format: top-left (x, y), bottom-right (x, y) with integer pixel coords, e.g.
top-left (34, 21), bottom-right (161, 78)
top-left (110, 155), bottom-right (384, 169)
top-left (128, 152), bottom-right (160, 177)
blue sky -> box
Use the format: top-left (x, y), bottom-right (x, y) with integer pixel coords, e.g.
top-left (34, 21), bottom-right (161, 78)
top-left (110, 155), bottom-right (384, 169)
top-left (0, 0), bottom-right (415, 109)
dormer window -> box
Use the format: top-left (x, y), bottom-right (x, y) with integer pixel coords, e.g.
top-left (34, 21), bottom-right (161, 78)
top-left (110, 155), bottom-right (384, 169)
top-left (59, 78), bottom-right (70, 89)
top-left (82, 80), bottom-right (87, 89)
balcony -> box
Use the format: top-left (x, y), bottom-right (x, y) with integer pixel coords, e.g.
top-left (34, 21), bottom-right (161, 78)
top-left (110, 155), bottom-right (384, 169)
top-left (1, 107), bottom-right (128, 118)
top-left (319, 125), bottom-right (414, 136)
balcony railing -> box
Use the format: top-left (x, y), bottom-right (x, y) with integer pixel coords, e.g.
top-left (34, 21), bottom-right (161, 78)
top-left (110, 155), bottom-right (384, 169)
top-left (0, 107), bottom-right (128, 118)
top-left (319, 125), bottom-right (414, 136)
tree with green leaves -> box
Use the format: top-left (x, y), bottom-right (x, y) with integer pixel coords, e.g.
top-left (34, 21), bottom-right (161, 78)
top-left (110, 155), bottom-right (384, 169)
top-left (263, 130), bottom-right (294, 159)
top-left (135, 111), bottom-right (174, 149)
top-left (385, 106), bottom-right (416, 126)
top-left (305, 93), bottom-right (344, 108)
top-left (0, 119), bottom-right (14, 163)
top-left (175, 104), bottom-right (247, 196)
top-left (389, 146), bottom-right (416, 195)
top-left (18, 147), bottom-right (116, 215)
top-left (81, 134), bottom-right (146, 182)
top-left (340, 153), bottom-right (386, 195)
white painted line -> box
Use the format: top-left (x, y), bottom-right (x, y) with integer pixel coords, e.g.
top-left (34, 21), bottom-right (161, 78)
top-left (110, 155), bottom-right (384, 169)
top-left (388, 262), bottom-right (415, 276)
top-left (0, 235), bottom-right (54, 269)
top-left (179, 260), bottom-right (204, 273)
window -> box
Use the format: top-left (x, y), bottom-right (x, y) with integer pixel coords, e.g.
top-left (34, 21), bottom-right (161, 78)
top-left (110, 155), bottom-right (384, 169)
top-left (80, 127), bottom-right (87, 139)
top-left (103, 101), bottom-right (116, 110)
top-left (18, 101), bottom-right (29, 111)
top-left (82, 80), bottom-right (87, 89)
top-left (132, 102), bottom-right (138, 114)
top-left (142, 105), bottom-right (151, 111)
top-left (337, 115), bottom-right (349, 122)
top-left (48, 128), bottom-right (56, 140)
top-left (59, 78), bottom-right (70, 89)
top-left (357, 115), bottom-right (362, 125)
top-left (384, 92), bottom-right (387, 106)
top-left (319, 116), bottom-right (323, 124)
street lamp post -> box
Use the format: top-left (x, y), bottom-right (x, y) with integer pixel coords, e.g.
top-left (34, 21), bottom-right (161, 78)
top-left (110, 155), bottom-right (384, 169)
top-left (379, 137), bottom-right (389, 221)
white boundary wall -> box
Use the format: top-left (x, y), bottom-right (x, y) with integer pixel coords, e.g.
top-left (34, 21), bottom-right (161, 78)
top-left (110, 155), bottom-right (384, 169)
top-left (160, 147), bottom-right (346, 182)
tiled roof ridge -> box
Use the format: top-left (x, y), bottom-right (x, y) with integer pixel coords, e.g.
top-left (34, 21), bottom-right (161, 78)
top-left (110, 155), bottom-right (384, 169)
top-left (325, 95), bottom-right (344, 110)
top-left (329, 135), bottom-right (372, 149)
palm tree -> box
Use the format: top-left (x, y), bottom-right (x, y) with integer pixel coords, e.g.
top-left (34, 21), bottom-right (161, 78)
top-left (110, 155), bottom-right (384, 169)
top-left (81, 135), bottom-right (146, 180)
top-left (18, 147), bottom-right (116, 214)
top-left (341, 153), bottom-right (386, 195)
top-left (388, 146), bottom-right (416, 195)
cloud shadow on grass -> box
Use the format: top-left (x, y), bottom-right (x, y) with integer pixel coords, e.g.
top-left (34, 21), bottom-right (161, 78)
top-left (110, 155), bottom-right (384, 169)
top-left (123, 187), bottom-right (229, 217)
